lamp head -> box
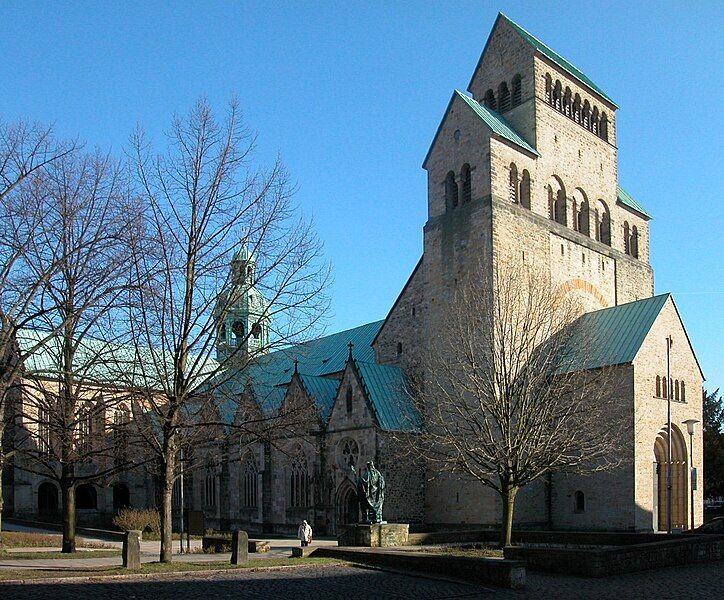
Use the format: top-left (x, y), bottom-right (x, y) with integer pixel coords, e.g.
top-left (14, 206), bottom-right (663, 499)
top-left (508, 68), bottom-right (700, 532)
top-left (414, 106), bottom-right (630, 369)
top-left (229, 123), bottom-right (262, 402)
top-left (683, 419), bottom-right (699, 435)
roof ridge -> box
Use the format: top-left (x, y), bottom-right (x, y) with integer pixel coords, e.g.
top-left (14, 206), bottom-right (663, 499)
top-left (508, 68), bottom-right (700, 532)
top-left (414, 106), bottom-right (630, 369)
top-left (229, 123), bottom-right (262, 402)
top-left (499, 12), bottom-right (617, 107)
top-left (584, 293), bottom-right (670, 316)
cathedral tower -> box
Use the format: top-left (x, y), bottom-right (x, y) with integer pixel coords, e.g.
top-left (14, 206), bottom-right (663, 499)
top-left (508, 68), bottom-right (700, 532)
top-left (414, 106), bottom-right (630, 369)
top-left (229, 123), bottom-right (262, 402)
top-left (214, 243), bottom-right (271, 362)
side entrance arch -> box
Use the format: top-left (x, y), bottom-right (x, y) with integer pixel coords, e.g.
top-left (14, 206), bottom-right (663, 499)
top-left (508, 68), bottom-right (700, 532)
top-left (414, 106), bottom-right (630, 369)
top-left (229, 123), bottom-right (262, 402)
top-left (335, 479), bottom-right (358, 534)
top-left (653, 425), bottom-right (688, 530)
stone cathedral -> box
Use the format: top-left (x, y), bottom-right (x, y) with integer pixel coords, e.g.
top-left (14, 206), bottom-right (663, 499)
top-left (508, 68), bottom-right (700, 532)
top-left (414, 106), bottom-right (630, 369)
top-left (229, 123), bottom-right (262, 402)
top-left (5, 14), bottom-right (703, 535)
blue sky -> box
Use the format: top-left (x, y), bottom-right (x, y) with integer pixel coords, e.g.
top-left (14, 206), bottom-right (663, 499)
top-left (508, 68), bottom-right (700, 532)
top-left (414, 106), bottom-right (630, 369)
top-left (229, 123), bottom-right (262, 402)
top-left (1, 1), bottom-right (722, 392)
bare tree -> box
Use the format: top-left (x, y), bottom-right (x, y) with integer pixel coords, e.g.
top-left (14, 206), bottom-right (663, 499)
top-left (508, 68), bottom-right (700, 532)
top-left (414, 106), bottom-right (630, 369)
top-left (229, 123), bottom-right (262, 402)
top-left (0, 120), bottom-right (75, 532)
top-left (12, 149), bottom-right (142, 552)
top-left (408, 262), bottom-right (624, 547)
top-left (127, 99), bottom-right (329, 562)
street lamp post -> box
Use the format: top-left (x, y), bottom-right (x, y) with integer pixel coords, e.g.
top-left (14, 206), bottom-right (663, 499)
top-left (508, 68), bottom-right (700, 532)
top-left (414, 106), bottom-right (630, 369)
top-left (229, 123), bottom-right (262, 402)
top-left (666, 336), bottom-right (673, 534)
top-left (683, 419), bottom-right (699, 530)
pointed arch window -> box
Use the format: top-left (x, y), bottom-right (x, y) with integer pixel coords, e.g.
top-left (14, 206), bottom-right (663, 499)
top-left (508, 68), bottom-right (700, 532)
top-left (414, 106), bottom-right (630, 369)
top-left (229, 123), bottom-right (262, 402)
top-left (205, 467), bottom-right (217, 507)
top-left (662, 376), bottom-right (668, 398)
top-left (483, 89), bottom-right (497, 110)
top-left (681, 381), bottom-right (686, 401)
top-left (623, 221), bottom-right (631, 255)
top-left (38, 405), bottom-right (51, 455)
top-left (511, 75), bottom-right (522, 107)
top-left (242, 455), bottom-right (258, 508)
top-left (445, 171), bottom-right (458, 211)
top-left (290, 453), bottom-right (310, 508)
top-left (656, 375), bottom-right (661, 397)
top-left (582, 100), bottom-right (591, 129)
top-left (461, 163), bottom-right (471, 203)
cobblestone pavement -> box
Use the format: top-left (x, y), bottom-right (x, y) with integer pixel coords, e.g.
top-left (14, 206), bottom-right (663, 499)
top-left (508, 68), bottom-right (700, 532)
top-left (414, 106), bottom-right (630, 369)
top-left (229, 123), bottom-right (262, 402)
top-left (0, 561), bottom-right (722, 599)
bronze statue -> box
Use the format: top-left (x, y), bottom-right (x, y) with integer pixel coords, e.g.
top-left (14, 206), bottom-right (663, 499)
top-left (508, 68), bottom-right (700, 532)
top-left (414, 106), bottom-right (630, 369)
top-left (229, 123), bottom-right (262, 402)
top-left (351, 461), bottom-right (386, 524)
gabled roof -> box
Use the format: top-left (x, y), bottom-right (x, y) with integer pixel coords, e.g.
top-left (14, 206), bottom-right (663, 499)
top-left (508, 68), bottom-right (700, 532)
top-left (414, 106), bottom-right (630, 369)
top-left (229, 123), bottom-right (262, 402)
top-left (618, 185), bottom-right (652, 220)
top-left (298, 374), bottom-right (340, 420)
top-left (423, 90), bottom-right (539, 167)
top-left (455, 91), bottom-right (540, 156)
top-left (493, 13), bottom-right (617, 108)
top-left (354, 360), bottom-right (421, 432)
top-left (561, 294), bottom-right (670, 372)
top-left (217, 320), bottom-right (384, 423)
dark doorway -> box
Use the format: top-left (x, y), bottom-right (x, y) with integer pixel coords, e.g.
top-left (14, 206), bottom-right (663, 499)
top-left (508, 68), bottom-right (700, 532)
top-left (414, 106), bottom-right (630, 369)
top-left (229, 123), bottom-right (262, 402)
top-left (113, 483), bottom-right (131, 510)
top-left (76, 484), bottom-right (97, 510)
top-left (38, 482), bottom-right (58, 516)
top-left (336, 482), bottom-right (358, 533)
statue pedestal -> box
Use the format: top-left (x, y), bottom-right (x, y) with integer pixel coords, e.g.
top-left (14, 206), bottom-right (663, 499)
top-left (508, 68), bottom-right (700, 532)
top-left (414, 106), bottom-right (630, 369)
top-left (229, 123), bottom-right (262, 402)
top-left (338, 523), bottom-right (409, 547)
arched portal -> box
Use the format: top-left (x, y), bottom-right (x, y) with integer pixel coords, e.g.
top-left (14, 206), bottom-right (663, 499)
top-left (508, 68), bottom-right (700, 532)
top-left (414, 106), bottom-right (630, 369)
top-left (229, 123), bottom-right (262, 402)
top-left (38, 482), bottom-right (58, 517)
top-left (335, 480), bottom-right (358, 534)
top-left (653, 425), bottom-right (688, 530)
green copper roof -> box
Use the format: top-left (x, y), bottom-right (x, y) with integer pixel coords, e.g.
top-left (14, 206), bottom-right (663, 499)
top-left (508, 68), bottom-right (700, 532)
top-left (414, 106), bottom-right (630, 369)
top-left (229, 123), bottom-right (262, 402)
top-left (299, 374), bottom-right (340, 420)
top-left (560, 294), bottom-right (669, 373)
top-left (217, 320), bottom-right (384, 422)
top-left (500, 13), bottom-right (617, 108)
top-left (355, 361), bottom-right (421, 432)
top-left (618, 185), bottom-right (652, 220)
top-left (454, 90), bottom-right (540, 156)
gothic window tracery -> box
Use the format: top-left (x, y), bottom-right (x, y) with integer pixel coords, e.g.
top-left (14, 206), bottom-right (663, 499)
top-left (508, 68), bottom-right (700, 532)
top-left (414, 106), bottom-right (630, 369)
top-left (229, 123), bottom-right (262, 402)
top-left (338, 438), bottom-right (359, 470)
top-left (290, 451), bottom-right (310, 507)
top-left (205, 467), bottom-right (217, 507)
top-left (242, 455), bottom-right (258, 508)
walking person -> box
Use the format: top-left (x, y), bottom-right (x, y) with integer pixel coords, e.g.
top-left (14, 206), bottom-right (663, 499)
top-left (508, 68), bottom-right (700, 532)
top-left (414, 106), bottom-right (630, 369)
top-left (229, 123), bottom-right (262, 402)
top-left (298, 519), bottom-right (313, 547)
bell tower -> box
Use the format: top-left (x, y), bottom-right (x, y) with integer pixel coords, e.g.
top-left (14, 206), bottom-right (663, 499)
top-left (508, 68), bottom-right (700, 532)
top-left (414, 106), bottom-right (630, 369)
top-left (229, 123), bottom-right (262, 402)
top-left (214, 242), bottom-right (271, 362)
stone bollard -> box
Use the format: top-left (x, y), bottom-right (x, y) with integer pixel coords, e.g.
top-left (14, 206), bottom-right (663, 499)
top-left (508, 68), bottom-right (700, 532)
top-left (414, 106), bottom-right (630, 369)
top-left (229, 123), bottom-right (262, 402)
top-left (231, 530), bottom-right (249, 565)
top-left (122, 530), bottom-right (141, 569)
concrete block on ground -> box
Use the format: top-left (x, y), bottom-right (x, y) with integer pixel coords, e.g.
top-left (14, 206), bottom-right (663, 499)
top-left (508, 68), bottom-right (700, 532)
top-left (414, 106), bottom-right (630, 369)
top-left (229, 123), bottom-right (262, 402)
top-left (338, 523), bottom-right (410, 547)
top-left (231, 530), bottom-right (249, 565)
top-left (292, 546), bottom-right (316, 558)
top-left (122, 530), bottom-right (141, 569)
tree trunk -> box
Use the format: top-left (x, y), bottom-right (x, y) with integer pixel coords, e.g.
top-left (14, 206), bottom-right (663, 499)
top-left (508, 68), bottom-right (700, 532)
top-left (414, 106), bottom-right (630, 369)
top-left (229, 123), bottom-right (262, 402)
top-left (159, 456), bottom-right (175, 563)
top-left (500, 486), bottom-right (518, 548)
top-left (61, 480), bottom-right (76, 553)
